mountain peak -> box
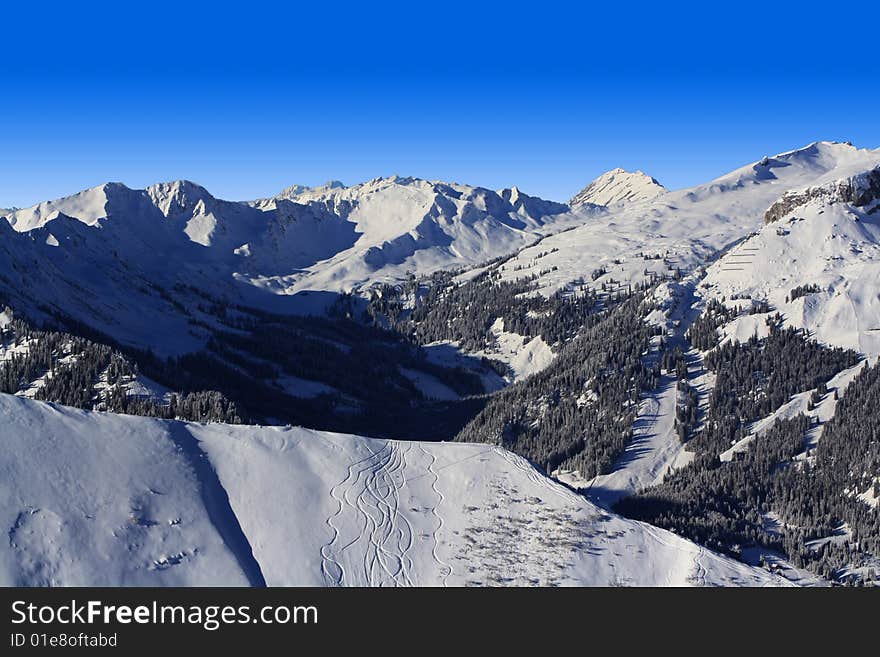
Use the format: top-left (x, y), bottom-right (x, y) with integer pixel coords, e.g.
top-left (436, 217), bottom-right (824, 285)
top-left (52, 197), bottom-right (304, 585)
top-left (569, 168), bottom-right (666, 208)
top-left (3, 182), bottom-right (130, 231)
top-left (762, 140), bottom-right (871, 172)
top-left (145, 179), bottom-right (213, 200)
top-left (775, 140), bottom-right (856, 158)
top-left (277, 180), bottom-right (346, 199)
top-left (145, 180), bottom-right (215, 218)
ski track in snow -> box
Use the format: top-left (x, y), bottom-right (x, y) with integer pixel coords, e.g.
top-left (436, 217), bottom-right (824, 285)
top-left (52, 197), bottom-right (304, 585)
top-left (493, 447), bottom-right (584, 506)
top-left (321, 444), bottom-right (382, 585)
top-left (321, 441), bottom-right (391, 585)
top-left (639, 520), bottom-right (706, 587)
top-left (694, 544), bottom-right (709, 587)
top-left (321, 441), bottom-right (420, 587)
top-left (373, 442), bottom-right (415, 587)
top-left (419, 443), bottom-right (452, 586)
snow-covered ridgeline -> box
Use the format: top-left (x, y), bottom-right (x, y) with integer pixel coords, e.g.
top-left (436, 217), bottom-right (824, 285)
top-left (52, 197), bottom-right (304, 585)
top-left (496, 141), bottom-right (880, 299)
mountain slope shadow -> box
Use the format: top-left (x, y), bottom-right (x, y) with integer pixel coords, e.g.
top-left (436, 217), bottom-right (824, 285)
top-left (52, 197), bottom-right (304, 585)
top-left (166, 421), bottom-right (266, 587)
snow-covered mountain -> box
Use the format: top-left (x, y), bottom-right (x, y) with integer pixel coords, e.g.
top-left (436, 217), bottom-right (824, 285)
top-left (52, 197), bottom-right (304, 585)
top-left (9, 141), bottom-right (873, 359)
top-left (275, 180), bottom-right (345, 199)
top-left (499, 141), bottom-right (880, 299)
top-left (0, 393), bottom-right (786, 586)
top-left (0, 176), bottom-right (588, 354)
top-left (477, 142), bottom-right (880, 559)
top-left (701, 162), bottom-right (880, 357)
top-left (569, 168), bottom-right (666, 207)
top-left (3, 176), bottom-right (583, 293)
top-left (251, 176), bottom-right (586, 293)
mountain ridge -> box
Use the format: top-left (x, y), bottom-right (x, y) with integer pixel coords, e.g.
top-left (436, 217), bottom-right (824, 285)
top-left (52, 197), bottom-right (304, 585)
top-left (1, 140), bottom-right (878, 359)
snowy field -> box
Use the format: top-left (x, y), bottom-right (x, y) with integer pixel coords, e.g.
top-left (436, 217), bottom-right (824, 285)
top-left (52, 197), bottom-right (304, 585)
top-left (0, 394), bottom-right (788, 587)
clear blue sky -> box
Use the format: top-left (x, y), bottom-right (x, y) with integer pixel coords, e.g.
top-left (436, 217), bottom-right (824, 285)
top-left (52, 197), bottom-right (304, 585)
top-left (2, 1), bottom-right (878, 208)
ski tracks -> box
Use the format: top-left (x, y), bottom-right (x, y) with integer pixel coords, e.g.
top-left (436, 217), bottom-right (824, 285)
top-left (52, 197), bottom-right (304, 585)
top-left (419, 443), bottom-right (452, 586)
top-left (493, 447), bottom-right (584, 506)
top-left (321, 441), bottom-right (431, 586)
top-left (325, 444), bottom-right (572, 586)
top-left (693, 544), bottom-right (708, 586)
top-left (639, 520), bottom-right (707, 586)
top-left (320, 444), bottom-right (386, 585)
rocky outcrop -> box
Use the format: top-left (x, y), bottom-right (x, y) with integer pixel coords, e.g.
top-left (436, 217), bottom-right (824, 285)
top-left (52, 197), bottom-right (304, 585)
top-left (764, 166), bottom-right (880, 223)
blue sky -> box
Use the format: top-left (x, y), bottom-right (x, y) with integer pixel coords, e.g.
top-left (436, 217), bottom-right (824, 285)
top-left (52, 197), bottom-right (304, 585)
top-left (1, 1), bottom-right (878, 207)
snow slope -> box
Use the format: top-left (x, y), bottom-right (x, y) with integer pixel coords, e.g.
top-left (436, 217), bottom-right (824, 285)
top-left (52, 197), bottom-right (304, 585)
top-left (0, 394), bottom-right (787, 587)
top-left (476, 317), bottom-right (555, 381)
top-left (701, 165), bottom-right (880, 357)
top-left (570, 168), bottom-right (666, 207)
top-left (581, 373), bottom-right (683, 507)
top-left (0, 395), bottom-right (252, 586)
top-left (561, 281), bottom-right (700, 503)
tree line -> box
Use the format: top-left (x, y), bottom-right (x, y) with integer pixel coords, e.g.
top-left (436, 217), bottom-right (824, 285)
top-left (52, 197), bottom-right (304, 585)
top-left (0, 307), bottom-right (242, 423)
top-left (617, 304), bottom-right (875, 584)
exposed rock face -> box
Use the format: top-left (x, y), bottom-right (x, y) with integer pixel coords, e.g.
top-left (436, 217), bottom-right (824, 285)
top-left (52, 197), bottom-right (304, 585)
top-left (764, 166), bottom-right (880, 223)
